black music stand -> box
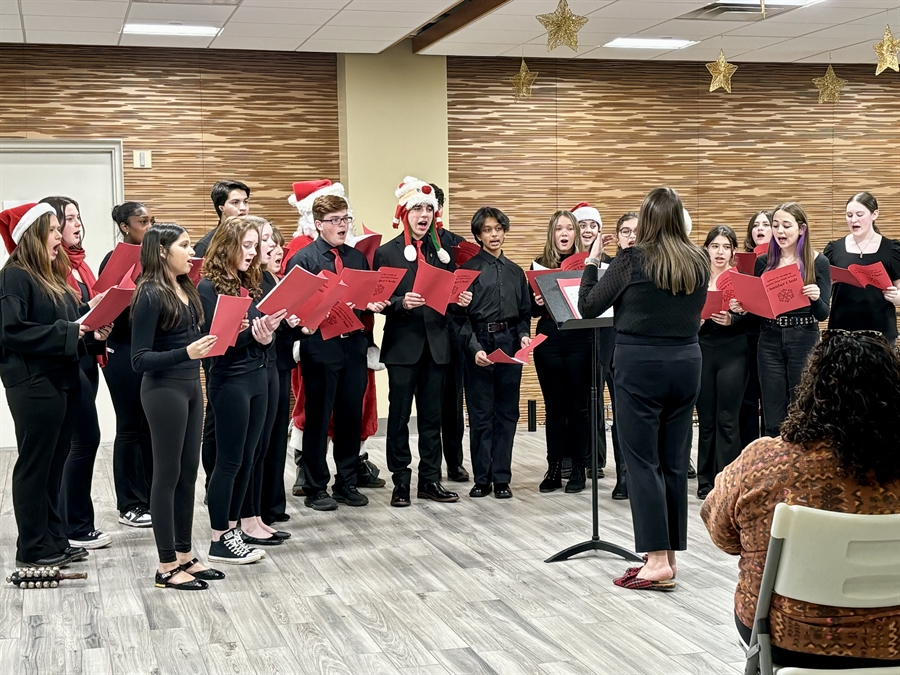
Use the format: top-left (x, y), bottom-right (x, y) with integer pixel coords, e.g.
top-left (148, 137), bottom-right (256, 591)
top-left (535, 271), bottom-right (642, 564)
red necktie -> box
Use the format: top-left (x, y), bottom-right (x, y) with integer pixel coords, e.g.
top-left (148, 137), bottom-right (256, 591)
top-left (330, 247), bottom-right (344, 274)
top-left (415, 239), bottom-right (426, 262)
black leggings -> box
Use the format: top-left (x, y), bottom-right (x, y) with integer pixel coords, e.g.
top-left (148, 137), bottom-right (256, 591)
top-left (104, 341), bottom-right (152, 513)
top-left (207, 368), bottom-right (267, 531)
top-left (241, 365), bottom-right (278, 519)
top-left (59, 363), bottom-right (101, 539)
top-left (141, 375), bottom-right (203, 563)
top-left (260, 368), bottom-right (292, 523)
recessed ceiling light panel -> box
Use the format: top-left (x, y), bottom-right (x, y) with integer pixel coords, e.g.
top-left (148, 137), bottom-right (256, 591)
top-left (604, 38), bottom-right (699, 49)
top-left (123, 23), bottom-right (221, 36)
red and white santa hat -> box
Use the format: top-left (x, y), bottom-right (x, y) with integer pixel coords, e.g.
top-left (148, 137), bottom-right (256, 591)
top-left (287, 179), bottom-right (352, 239)
top-left (0, 202), bottom-right (56, 254)
top-left (392, 176), bottom-right (448, 263)
top-left (571, 202), bottom-right (602, 224)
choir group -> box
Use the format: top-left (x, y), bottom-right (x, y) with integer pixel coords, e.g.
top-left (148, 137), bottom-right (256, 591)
top-left (0, 177), bottom-right (898, 594)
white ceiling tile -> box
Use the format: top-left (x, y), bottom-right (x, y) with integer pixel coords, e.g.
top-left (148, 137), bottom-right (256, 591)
top-left (228, 6), bottom-right (336, 25)
top-left (24, 14), bottom-right (123, 31)
top-left (297, 37), bottom-right (389, 52)
top-left (1, 0), bottom-right (20, 15)
top-left (799, 22), bottom-right (894, 40)
top-left (21, 0), bottom-right (127, 19)
top-left (419, 40), bottom-right (510, 56)
top-left (219, 21), bottom-right (319, 39)
top-left (27, 28), bottom-right (120, 44)
top-left (742, 37), bottom-right (871, 62)
top-left (342, 0), bottom-right (457, 12)
top-left (492, 0), bottom-right (613, 16)
top-left (466, 12), bottom-right (544, 30)
top-left (438, 27), bottom-right (543, 45)
top-left (328, 10), bottom-right (436, 28)
top-left (309, 23), bottom-right (407, 40)
top-left (638, 19), bottom-right (740, 40)
top-left (764, 6), bottom-right (887, 24)
top-left (794, 41), bottom-right (882, 63)
top-left (1, 26), bottom-right (24, 41)
top-left (119, 32), bottom-right (214, 47)
top-left (210, 34), bottom-right (303, 50)
top-left (126, 3), bottom-right (234, 23)
top-left (573, 44), bottom-right (672, 59)
top-left (725, 21), bottom-right (833, 38)
top-left (237, 0), bottom-right (344, 7)
top-left (587, 2), bottom-right (709, 22)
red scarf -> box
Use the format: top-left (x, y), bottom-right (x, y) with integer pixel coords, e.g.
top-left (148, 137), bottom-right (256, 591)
top-left (66, 245), bottom-right (107, 367)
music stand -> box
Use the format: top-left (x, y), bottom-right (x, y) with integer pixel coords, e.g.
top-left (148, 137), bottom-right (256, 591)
top-left (536, 271), bottom-right (642, 564)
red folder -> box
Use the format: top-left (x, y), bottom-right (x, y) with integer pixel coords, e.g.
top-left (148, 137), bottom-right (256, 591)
top-left (412, 263), bottom-right (456, 314)
top-left (449, 269), bottom-right (480, 303)
top-left (560, 252), bottom-right (588, 272)
top-left (754, 244), bottom-right (769, 256)
top-left (319, 301), bottom-right (365, 340)
top-left (701, 290), bottom-right (726, 320)
top-left (733, 253), bottom-right (757, 275)
top-left (526, 269), bottom-right (555, 295)
top-left (557, 277), bottom-right (583, 319)
top-left (370, 267), bottom-right (406, 303)
top-left (206, 295), bottom-right (253, 357)
top-left (716, 269), bottom-right (737, 304)
top-left (352, 232), bottom-right (382, 268)
top-left (294, 272), bottom-right (348, 330)
top-left (78, 268), bottom-right (137, 331)
top-left (339, 269), bottom-right (381, 308)
top-left (94, 243), bottom-right (141, 293)
top-left (730, 264), bottom-right (809, 320)
top-left (829, 262), bottom-right (892, 291)
top-left (453, 241), bottom-right (481, 266)
top-left (188, 258), bottom-right (203, 285)
top-left (257, 265), bottom-right (326, 316)
top-left (486, 333), bottom-right (548, 365)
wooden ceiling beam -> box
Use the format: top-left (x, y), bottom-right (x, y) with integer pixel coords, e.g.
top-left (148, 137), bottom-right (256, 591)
top-left (412, 0), bottom-right (514, 54)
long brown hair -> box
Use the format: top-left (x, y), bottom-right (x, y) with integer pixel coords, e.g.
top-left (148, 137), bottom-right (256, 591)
top-left (766, 202), bottom-right (816, 285)
top-left (132, 223), bottom-right (203, 331)
top-left (743, 210), bottom-right (772, 252)
top-left (635, 188), bottom-right (709, 294)
top-left (536, 210), bottom-right (582, 269)
top-left (201, 215), bottom-right (264, 299)
top-left (4, 212), bottom-right (79, 304)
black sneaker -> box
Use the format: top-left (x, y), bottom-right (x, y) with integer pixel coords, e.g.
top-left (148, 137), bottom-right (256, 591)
top-left (208, 530), bottom-right (264, 565)
top-left (333, 486), bottom-right (369, 507)
top-left (61, 546), bottom-right (89, 564)
top-left (68, 530), bottom-right (112, 550)
top-left (304, 490), bottom-right (338, 511)
top-left (118, 506), bottom-right (152, 528)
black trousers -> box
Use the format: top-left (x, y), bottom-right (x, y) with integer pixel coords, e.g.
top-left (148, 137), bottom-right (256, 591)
top-left (299, 333), bottom-right (367, 493)
top-left (385, 348), bottom-right (447, 486)
top-left (738, 333), bottom-right (763, 448)
top-left (260, 367), bottom-right (292, 523)
top-left (464, 329), bottom-right (522, 486)
top-left (60, 363), bottom-right (101, 539)
top-left (7, 375), bottom-right (79, 562)
top-left (440, 344), bottom-right (466, 471)
top-left (207, 368), bottom-right (267, 531)
top-left (614, 343), bottom-right (701, 552)
top-left (534, 333), bottom-right (591, 464)
top-left (696, 337), bottom-right (750, 490)
top-left (241, 364), bottom-right (278, 519)
top-left (103, 340), bottom-right (152, 513)
top-left (201, 361), bottom-right (216, 490)
top-left (141, 375), bottom-right (203, 563)
top-left (757, 323), bottom-right (819, 437)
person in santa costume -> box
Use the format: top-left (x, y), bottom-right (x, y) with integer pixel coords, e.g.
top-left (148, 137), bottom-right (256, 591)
top-left (283, 180), bottom-right (385, 498)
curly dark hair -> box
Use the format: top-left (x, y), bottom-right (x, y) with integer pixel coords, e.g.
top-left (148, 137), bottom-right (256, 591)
top-left (781, 330), bottom-right (900, 484)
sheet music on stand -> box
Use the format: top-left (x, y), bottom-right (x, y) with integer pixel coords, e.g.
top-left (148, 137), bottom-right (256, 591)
top-left (535, 270), bottom-right (614, 330)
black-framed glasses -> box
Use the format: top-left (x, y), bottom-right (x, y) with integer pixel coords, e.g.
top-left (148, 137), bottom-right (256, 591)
top-left (319, 216), bottom-right (353, 226)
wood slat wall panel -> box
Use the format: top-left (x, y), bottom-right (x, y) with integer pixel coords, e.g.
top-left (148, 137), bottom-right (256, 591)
top-left (0, 45), bottom-right (339, 242)
top-left (447, 57), bottom-right (900, 422)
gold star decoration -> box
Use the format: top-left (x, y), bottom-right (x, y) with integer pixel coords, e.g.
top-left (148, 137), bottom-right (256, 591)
top-left (812, 64), bottom-right (848, 104)
top-left (509, 59), bottom-right (538, 102)
top-left (873, 24), bottom-right (900, 76)
top-left (706, 50), bottom-right (738, 93)
top-left (760, 0), bottom-right (765, 19)
top-left (536, 0), bottom-right (588, 52)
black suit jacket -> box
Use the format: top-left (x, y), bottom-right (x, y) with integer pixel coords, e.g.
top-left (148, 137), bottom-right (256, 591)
top-left (373, 233), bottom-right (454, 366)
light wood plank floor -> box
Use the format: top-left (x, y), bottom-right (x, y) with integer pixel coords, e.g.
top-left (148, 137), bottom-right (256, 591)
top-left (0, 429), bottom-right (746, 675)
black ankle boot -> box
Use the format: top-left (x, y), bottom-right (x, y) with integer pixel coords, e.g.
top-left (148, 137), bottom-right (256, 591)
top-left (565, 463), bottom-right (586, 493)
top-left (539, 461), bottom-right (562, 493)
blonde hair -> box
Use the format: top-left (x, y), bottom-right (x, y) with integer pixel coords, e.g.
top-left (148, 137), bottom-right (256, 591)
top-left (536, 210), bottom-right (582, 269)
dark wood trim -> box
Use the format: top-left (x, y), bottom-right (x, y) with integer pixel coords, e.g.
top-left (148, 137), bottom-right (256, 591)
top-left (412, 0), bottom-right (513, 54)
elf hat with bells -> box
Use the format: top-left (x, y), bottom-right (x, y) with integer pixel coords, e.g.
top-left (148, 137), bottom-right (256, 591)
top-left (392, 176), bottom-right (449, 264)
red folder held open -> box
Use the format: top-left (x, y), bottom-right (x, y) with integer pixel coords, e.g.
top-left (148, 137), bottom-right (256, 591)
top-left (340, 267), bottom-right (406, 308)
top-left (560, 252), bottom-right (588, 272)
top-left (319, 301), bottom-right (365, 340)
top-left (78, 266), bottom-right (137, 331)
top-left (257, 265), bottom-right (326, 317)
top-left (449, 269), bottom-right (480, 302)
top-left (733, 253), bottom-right (758, 275)
top-left (453, 241), bottom-right (481, 266)
top-left (829, 262), bottom-right (892, 291)
top-left (94, 243), bottom-right (141, 293)
top-left (701, 290), bottom-right (726, 320)
top-left (294, 272), bottom-right (348, 330)
top-left (730, 264), bottom-right (809, 320)
top-left (352, 231), bottom-right (382, 268)
top-left (206, 295), bottom-right (253, 357)
top-left (486, 333), bottom-right (547, 365)
top-left (412, 263), bottom-right (456, 314)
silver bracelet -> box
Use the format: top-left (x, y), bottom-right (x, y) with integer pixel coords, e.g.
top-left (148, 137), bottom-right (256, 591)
top-left (585, 257), bottom-right (601, 267)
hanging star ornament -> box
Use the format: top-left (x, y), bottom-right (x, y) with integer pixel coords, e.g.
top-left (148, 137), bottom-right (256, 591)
top-left (536, 0), bottom-right (588, 52)
top-left (510, 59), bottom-right (538, 102)
top-left (873, 24), bottom-right (900, 75)
top-left (706, 50), bottom-right (738, 93)
top-left (812, 64), bottom-right (848, 104)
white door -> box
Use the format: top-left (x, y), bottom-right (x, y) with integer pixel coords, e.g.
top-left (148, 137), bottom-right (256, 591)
top-left (0, 139), bottom-right (125, 448)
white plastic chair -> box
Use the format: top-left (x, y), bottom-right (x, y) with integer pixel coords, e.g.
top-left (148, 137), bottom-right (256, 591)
top-left (742, 503), bottom-right (900, 675)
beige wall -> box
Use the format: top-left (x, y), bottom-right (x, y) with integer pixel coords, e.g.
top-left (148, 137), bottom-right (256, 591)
top-left (338, 40), bottom-right (449, 418)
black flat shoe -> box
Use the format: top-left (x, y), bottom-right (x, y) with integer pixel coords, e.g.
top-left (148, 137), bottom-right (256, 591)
top-left (270, 530), bottom-right (291, 540)
top-left (494, 483), bottom-right (513, 499)
top-left (417, 481), bottom-right (459, 503)
top-left (391, 485), bottom-right (411, 507)
top-left (16, 552), bottom-right (68, 568)
top-left (469, 483), bottom-right (492, 498)
top-left (612, 480), bottom-right (629, 500)
top-left (156, 569), bottom-right (208, 590)
top-left (240, 533), bottom-right (282, 546)
top-left (269, 513), bottom-right (290, 523)
top-left (178, 557), bottom-right (225, 581)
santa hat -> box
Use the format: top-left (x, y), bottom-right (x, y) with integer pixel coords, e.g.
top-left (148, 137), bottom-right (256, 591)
top-left (683, 208), bottom-right (693, 235)
top-left (287, 179), bottom-right (353, 239)
top-left (392, 176), bottom-right (448, 263)
top-left (0, 202), bottom-right (55, 254)
top-left (571, 202), bottom-right (602, 224)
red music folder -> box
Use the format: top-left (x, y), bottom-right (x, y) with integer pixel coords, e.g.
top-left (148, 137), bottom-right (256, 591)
top-left (257, 265), bottom-right (326, 316)
top-left (94, 243), bottom-right (141, 293)
top-left (206, 295), bottom-right (253, 357)
top-left (188, 258), bottom-right (203, 285)
top-left (829, 262), bottom-right (892, 291)
top-left (449, 269), bottom-right (480, 303)
top-left (412, 263), bottom-right (456, 314)
top-left (319, 301), bottom-right (365, 340)
top-left (294, 272), bottom-right (348, 330)
top-left (560, 252), bottom-right (588, 272)
top-left (700, 290), bottom-right (726, 320)
top-left (486, 333), bottom-right (547, 365)
top-left (353, 232), bottom-right (382, 268)
top-left (453, 241), bottom-right (481, 266)
top-left (78, 267), bottom-right (137, 331)
top-left (730, 264), bottom-right (809, 320)
top-left (733, 253), bottom-right (758, 275)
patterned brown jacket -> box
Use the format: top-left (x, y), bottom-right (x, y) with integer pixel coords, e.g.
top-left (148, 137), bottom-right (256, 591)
top-left (700, 436), bottom-right (900, 660)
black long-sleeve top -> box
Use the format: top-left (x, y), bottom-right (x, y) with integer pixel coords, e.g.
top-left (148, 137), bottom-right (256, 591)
top-left (198, 278), bottom-right (268, 377)
top-left (99, 248), bottom-right (133, 346)
top-left (530, 251), bottom-right (610, 342)
top-left (456, 249), bottom-right (531, 357)
top-left (753, 254), bottom-right (831, 321)
top-left (579, 247), bottom-right (708, 346)
top-left (131, 284), bottom-right (201, 379)
top-left (0, 265), bottom-right (85, 388)
top-left (192, 227), bottom-right (217, 259)
top-left (74, 279), bottom-right (106, 369)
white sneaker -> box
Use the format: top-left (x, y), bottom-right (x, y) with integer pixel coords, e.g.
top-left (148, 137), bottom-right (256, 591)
top-left (69, 530), bottom-right (112, 549)
top-left (118, 506), bottom-right (152, 528)
top-left (208, 529), bottom-right (264, 565)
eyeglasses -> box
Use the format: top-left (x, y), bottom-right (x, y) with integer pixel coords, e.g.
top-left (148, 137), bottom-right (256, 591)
top-left (319, 216), bottom-right (353, 226)
top-left (618, 228), bottom-right (636, 237)
top-left (821, 328), bottom-right (886, 343)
